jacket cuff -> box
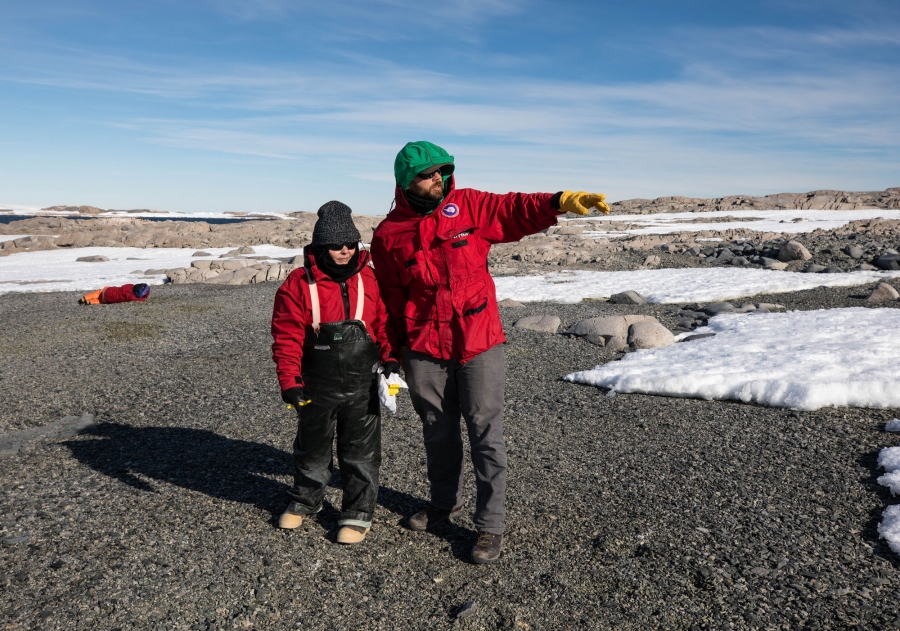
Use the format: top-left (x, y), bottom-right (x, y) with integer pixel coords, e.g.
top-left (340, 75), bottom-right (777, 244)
top-left (550, 191), bottom-right (563, 210)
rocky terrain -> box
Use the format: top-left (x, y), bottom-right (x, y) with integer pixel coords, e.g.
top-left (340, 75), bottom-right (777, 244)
top-left (2, 187), bottom-right (900, 630)
top-left (1, 279), bottom-right (900, 631)
top-left (606, 187), bottom-right (900, 215)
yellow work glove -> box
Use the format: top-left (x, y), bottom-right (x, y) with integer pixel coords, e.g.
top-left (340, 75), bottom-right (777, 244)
top-left (559, 190), bottom-right (610, 216)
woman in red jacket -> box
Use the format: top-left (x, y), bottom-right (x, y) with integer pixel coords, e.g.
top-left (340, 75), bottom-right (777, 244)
top-left (271, 201), bottom-right (399, 545)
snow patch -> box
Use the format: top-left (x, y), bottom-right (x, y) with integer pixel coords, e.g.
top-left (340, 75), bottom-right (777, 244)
top-left (493, 268), bottom-right (900, 304)
top-left (564, 308), bottom-right (900, 411)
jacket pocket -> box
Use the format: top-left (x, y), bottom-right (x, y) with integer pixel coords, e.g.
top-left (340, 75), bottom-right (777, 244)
top-left (452, 278), bottom-right (489, 318)
top-left (398, 249), bottom-right (432, 287)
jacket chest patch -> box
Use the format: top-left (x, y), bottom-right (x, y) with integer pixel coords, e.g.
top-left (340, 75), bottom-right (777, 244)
top-left (441, 203), bottom-right (460, 218)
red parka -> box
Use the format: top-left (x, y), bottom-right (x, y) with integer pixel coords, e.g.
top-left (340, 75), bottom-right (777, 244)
top-left (271, 248), bottom-right (397, 393)
top-left (370, 177), bottom-right (560, 363)
top-left (101, 284), bottom-right (148, 304)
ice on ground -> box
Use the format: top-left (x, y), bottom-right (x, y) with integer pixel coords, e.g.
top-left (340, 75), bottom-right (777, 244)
top-left (0, 235), bottom-right (38, 243)
top-left (886, 419), bottom-right (900, 432)
top-left (564, 308), bottom-right (900, 411)
top-left (493, 268), bottom-right (900, 304)
top-left (581, 208), bottom-right (900, 238)
top-left (878, 505), bottom-right (900, 554)
top-left (0, 245), bottom-right (307, 294)
top-left (879, 447), bottom-right (900, 473)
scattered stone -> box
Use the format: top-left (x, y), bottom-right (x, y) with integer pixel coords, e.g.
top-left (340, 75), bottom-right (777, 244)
top-left (777, 240), bottom-right (812, 262)
top-left (455, 601), bottom-right (478, 619)
top-left (804, 263), bottom-right (826, 273)
top-left (498, 298), bottom-right (525, 308)
top-left (681, 333), bottom-right (716, 342)
top-left (699, 302), bottom-right (735, 316)
top-left (866, 282), bottom-right (900, 302)
top-left (859, 263), bottom-right (879, 271)
top-left (876, 254), bottom-right (900, 270)
top-left (845, 245), bottom-right (864, 259)
top-left (640, 255), bottom-right (660, 269)
top-left (513, 316), bottom-right (561, 334)
top-left (821, 266), bottom-right (843, 273)
top-left (2, 536), bottom-right (30, 547)
top-left (608, 290), bottom-right (647, 305)
top-left (192, 251), bottom-right (212, 257)
top-left (75, 255), bottom-right (109, 262)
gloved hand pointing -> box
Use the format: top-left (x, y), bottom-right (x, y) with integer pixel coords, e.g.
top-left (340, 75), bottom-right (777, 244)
top-left (559, 191), bottom-right (610, 216)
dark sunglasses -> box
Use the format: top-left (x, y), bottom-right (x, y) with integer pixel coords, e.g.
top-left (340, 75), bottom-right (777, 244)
top-left (415, 169), bottom-right (443, 180)
top-left (326, 242), bottom-right (358, 251)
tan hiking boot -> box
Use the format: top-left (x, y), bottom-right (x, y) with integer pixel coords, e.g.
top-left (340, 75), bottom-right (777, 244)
top-left (278, 511), bottom-right (305, 529)
top-left (337, 525), bottom-right (370, 544)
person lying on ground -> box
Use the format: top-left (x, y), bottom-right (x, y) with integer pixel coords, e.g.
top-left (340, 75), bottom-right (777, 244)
top-left (271, 201), bottom-right (401, 545)
top-left (78, 283), bottom-right (150, 305)
top-left (370, 140), bottom-right (610, 564)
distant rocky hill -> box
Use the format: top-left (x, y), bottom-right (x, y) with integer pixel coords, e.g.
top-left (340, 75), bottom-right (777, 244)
top-left (606, 187), bottom-right (900, 215)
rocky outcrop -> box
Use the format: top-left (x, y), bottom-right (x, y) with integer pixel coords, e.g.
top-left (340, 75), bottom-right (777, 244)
top-left (601, 187), bottom-right (900, 216)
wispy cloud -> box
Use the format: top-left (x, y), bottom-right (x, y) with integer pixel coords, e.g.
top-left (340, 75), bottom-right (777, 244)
top-left (1, 2), bottom-right (898, 211)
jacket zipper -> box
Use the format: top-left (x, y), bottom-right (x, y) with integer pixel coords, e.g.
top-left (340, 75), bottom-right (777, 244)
top-left (340, 281), bottom-right (350, 320)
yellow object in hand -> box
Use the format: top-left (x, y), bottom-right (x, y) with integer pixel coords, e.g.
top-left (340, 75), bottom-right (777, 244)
top-left (388, 384), bottom-right (402, 397)
top-left (559, 190), bottom-right (610, 216)
top-left (286, 399), bottom-right (311, 410)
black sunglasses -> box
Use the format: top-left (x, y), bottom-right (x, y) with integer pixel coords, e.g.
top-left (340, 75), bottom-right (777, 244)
top-left (415, 169), bottom-right (443, 180)
top-left (326, 242), bottom-right (358, 251)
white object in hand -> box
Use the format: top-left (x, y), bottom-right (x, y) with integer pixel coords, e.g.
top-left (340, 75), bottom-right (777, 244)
top-left (378, 372), bottom-right (408, 414)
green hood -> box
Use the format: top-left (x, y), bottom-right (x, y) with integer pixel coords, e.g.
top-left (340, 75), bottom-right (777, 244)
top-left (394, 141), bottom-right (455, 191)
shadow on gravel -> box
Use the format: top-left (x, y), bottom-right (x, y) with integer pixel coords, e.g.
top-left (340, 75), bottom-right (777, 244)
top-left (64, 422), bottom-right (291, 516)
top-left (858, 448), bottom-right (900, 566)
top-left (63, 423), bottom-right (473, 552)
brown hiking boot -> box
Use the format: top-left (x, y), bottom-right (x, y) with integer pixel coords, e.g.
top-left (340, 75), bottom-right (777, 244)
top-left (408, 505), bottom-right (463, 531)
top-left (471, 532), bottom-right (502, 564)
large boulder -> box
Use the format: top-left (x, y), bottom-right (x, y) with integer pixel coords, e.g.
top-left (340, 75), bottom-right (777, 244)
top-left (867, 282), bottom-right (900, 302)
top-left (498, 298), bottom-right (525, 308)
top-left (627, 321), bottom-right (676, 349)
top-left (568, 315), bottom-right (656, 349)
top-left (875, 254), bottom-right (900, 270)
top-left (777, 240), bottom-right (812, 262)
top-left (513, 315), bottom-right (561, 334)
top-left (609, 290), bottom-right (648, 305)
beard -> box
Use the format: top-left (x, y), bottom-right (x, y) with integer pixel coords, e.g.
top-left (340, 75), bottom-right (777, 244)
top-left (424, 180), bottom-right (443, 200)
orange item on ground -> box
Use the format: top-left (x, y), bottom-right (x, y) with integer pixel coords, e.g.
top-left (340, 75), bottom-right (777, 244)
top-left (79, 288), bottom-right (106, 305)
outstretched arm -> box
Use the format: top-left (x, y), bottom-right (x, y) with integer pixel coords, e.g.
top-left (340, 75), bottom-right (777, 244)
top-left (467, 189), bottom-right (610, 244)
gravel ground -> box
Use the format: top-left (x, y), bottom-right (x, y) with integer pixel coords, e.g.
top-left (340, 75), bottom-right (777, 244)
top-left (2, 280), bottom-right (900, 631)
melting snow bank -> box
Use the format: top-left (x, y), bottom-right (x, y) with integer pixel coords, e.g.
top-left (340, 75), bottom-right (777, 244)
top-left (564, 308), bottom-right (900, 411)
top-left (0, 244), bottom-right (306, 294)
top-left (878, 446), bottom-right (900, 554)
top-left (493, 268), bottom-right (900, 304)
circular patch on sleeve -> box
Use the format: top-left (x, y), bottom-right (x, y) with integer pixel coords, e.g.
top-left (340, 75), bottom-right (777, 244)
top-left (441, 203), bottom-right (460, 218)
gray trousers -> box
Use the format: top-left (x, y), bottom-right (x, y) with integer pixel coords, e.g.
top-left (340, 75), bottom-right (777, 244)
top-left (405, 345), bottom-right (507, 534)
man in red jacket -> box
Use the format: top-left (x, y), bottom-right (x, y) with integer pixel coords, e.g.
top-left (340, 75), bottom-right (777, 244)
top-left (371, 141), bottom-right (609, 563)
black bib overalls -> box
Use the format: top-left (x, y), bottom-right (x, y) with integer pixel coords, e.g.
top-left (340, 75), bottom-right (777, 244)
top-left (287, 270), bottom-right (382, 529)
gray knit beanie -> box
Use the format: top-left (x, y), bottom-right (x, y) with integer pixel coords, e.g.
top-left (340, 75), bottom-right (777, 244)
top-left (311, 201), bottom-right (361, 247)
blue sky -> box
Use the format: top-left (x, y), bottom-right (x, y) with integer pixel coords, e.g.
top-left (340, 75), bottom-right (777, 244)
top-left (1, 0), bottom-right (898, 214)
